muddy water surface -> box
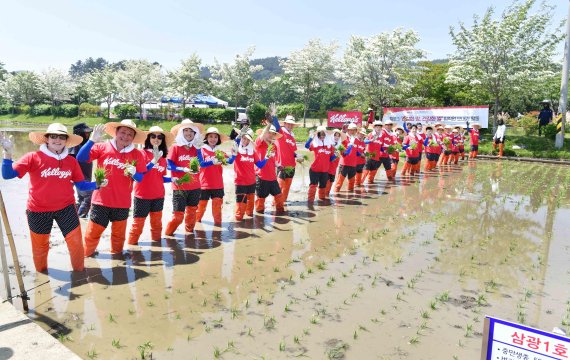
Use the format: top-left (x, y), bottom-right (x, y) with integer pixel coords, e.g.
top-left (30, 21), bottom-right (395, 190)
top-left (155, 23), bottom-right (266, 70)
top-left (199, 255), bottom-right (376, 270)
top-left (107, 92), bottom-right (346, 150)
top-left (1, 129), bottom-right (570, 359)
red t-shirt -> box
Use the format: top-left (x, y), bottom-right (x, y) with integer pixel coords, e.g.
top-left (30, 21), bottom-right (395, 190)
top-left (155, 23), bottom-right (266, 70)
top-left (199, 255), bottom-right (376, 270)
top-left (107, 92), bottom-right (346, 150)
top-left (340, 138), bottom-right (358, 167)
top-left (88, 142), bottom-right (146, 208)
top-left (366, 131), bottom-right (383, 161)
top-left (416, 132), bottom-right (426, 152)
top-left (442, 132), bottom-right (453, 152)
top-left (255, 138), bottom-right (277, 181)
top-left (234, 149), bottom-right (256, 186)
top-left (275, 128), bottom-right (297, 167)
top-left (14, 151), bottom-right (84, 212)
top-left (425, 134), bottom-right (442, 154)
top-left (168, 145), bottom-right (201, 191)
top-left (328, 154), bottom-right (340, 175)
top-left (354, 138), bottom-right (366, 165)
top-left (134, 150), bottom-right (167, 200)
top-left (403, 135), bottom-right (420, 158)
top-left (469, 129), bottom-right (480, 146)
top-left (389, 133), bottom-right (401, 161)
top-left (199, 146), bottom-right (225, 190)
top-left (378, 130), bottom-right (395, 158)
top-left (309, 142), bottom-right (334, 173)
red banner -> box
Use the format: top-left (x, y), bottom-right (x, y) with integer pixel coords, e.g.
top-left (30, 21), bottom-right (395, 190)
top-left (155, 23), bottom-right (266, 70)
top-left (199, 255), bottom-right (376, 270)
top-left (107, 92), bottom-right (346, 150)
top-left (327, 111), bottom-right (362, 128)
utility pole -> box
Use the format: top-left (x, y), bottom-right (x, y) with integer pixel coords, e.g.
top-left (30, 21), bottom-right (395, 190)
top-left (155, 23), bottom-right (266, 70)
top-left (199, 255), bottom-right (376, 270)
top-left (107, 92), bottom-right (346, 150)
top-left (555, 0), bottom-right (570, 149)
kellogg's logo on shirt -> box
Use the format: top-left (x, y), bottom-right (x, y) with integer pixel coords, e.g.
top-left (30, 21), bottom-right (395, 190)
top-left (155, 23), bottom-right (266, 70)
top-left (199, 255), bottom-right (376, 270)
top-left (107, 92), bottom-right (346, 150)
top-left (285, 138), bottom-right (296, 147)
top-left (152, 164), bottom-right (166, 172)
top-left (239, 155), bottom-right (254, 163)
top-left (40, 167), bottom-right (72, 179)
top-left (103, 157), bottom-right (128, 169)
top-left (178, 155), bottom-right (194, 162)
top-left (317, 148), bottom-right (332, 155)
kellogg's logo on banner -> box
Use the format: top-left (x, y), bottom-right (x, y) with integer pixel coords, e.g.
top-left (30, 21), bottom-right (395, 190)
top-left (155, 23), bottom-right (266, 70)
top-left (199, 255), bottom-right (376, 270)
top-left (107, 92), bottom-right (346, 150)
top-left (327, 111), bottom-right (362, 128)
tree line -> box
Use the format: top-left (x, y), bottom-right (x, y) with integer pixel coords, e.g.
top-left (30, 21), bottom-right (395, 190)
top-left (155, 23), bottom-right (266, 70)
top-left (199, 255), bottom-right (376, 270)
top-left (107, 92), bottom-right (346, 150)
top-left (0, 0), bottom-right (564, 128)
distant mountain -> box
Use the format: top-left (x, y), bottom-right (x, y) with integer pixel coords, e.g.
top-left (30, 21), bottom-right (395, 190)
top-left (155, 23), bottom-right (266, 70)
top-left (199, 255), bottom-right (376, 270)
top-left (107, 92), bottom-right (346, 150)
top-left (250, 56), bottom-right (285, 80)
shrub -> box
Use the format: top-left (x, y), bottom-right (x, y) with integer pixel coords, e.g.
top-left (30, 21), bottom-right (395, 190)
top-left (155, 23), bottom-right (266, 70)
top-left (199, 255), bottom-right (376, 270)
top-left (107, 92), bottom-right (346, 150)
top-left (180, 107), bottom-right (235, 123)
top-left (543, 123), bottom-right (557, 140)
top-left (517, 115), bottom-right (538, 136)
top-left (247, 103), bottom-right (267, 126)
top-left (113, 104), bottom-right (138, 119)
top-left (79, 103), bottom-right (101, 117)
top-left (52, 104), bottom-right (79, 117)
top-left (18, 105), bottom-right (31, 115)
top-left (0, 103), bottom-right (14, 115)
top-left (277, 103), bottom-right (304, 120)
top-left (30, 104), bottom-right (52, 116)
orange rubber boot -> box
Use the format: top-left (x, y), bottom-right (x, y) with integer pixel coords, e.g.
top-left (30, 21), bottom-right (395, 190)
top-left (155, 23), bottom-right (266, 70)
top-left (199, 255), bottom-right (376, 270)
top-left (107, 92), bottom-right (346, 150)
top-left (283, 178), bottom-right (293, 202)
top-left (274, 193), bottom-right (285, 212)
top-left (184, 206), bottom-right (197, 233)
top-left (149, 211), bottom-right (162, 241)
top-left (334, 174), bottom-right (346, 192)
top-left (110, 220), bottom-right (127, 254)
top-left (246, 194), bottom-right (255, 216)
top-left (235, 202), bottom-right (246, 221)
top-left (499, 144), bottom-right (504, 157)
top-left (128, 217), bottom-right (146, 245)
top-left (367, 170), bottom-right (378, 184)
top-left (64, 227), bottom-right (84, 271)
top-left (212, 198), bottom-right (223, 225)
top-left (401, 162), bottom-right (409, 175)
top-left (255, 197), bottom-right (266, 214)
top-left (84, 220), bottom-right (106, 257)
top-left (355, 172), bottom-right (362, 186)
top-left (318, 187), bottom-right (326, 200)
top-left (196, 200), bottom-right (208, 222)
top-left (30, 231), bottom-right (50, 272)
top-left (308, 184), bottom-right (317, 202)
top-left (277, 178), bottom-right (286, 199)
top-left (348, 176), bottom-right (356, 191)
top-left (325, 180), bottom-right (333, 196)
top-left (164, 211), bottom-right (184, 236)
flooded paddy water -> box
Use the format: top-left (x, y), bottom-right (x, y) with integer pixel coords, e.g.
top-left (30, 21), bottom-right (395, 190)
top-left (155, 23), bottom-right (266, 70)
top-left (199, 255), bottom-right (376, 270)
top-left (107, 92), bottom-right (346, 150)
top-left (1, 129), bottom-right (570, 359)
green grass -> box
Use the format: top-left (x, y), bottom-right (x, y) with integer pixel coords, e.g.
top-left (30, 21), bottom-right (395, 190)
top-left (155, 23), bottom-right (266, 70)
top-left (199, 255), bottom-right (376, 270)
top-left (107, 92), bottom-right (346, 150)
top-left (477, 127), bottom-right (570, 160)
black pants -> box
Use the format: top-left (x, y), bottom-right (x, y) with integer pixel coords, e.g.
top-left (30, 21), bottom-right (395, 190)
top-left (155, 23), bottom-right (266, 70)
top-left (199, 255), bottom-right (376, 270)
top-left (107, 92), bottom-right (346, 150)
top-left (172, 189), bottom-right (201, 212)
top-left (256, 177), bottom-right (281, 198)
top-left (236, 184), bottom-right (256, 203)
top-left (90, 204), bottom-right (129, 227)
top-left (309, 169), bottom-right (328, 188)
top-left (338, 165), bottom-right (356, 179)
top-left (27, 204), bottom-right (79, 236)
top-left (133, 197), bottom-right (164, 218)
top-left (200, 189), bottom-right (224, 200)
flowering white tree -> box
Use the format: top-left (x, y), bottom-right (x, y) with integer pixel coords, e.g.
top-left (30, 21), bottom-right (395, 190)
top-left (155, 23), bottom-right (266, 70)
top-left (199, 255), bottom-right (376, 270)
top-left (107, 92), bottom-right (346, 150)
top-left (87, 66), bottom-right (119, 118)
top-left (39, 68), bottom-right (73, 106)
top-left (281, 39), bottom-right (338, 126)
top-left (446, 0), bottom-right (562, 129)
top-left (341, 29), bottom-right (426, 113)
top-left (115, 59), bottom-right (164, 117)
top-left (167, 53), bottom-right (210, 109)
top-left (211, 47), bottom-right (263, 120)
top-left (0, 71), bottom-right (43, 107)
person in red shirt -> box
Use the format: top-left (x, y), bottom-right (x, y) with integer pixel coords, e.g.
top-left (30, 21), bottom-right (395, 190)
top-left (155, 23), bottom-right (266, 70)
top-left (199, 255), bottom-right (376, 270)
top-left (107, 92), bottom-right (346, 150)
top-left (423, 125), bottom-right (442, 171)
top-left (325, 129), bottom-right (345, 196)
top-left (272, 114), bottom-right (304, 204)
top-left (361, 120), bottom-right (383, 184)
top-left (127, 126), bottom-right (173, 245)
top-left (439, 125), bottom-right (453, 166)
top-left (381, 120), bottom-right (397, 180)
top-left (196, 127), bottom-right (235, 225)
top-left (77, 119), bottom-right (147, 257)
top-left (304, 125), bottom-right (336, 202)
top-left (164, 119), bottom-right (205, 236)
top-left (354, 127), bottom-right (367, 187)
top-left (390, 126), bottom-right (404, 174)
top-left (466, 121), bottom-right (481, 159)
top-left (451, 128), bottom-right (461, 164)
top-left (401, 124), bottom-right (421, 176)
top-left (334, 123), bottom-right (359, 192)
top-left (455, 126), bottom-right (466, 161)
top-left (1, 123), bottom-right (101, 272)
top-left (233, 128), bottom-right (264, 220)
top-left (255, 119), bottom-right (285, 213)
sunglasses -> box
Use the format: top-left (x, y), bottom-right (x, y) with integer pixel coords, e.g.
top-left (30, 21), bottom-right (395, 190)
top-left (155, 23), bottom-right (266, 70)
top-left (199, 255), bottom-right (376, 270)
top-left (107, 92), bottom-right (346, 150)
top-left (47, 134), bottom-right (68, 140)
top-left (150, 134), bottom-right (165, 140)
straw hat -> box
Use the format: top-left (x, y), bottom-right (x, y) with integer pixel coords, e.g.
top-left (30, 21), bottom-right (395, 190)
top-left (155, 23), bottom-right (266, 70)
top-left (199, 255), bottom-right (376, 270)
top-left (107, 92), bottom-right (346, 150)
top-left (331, 128), bottom-right (347, 142)
top-left (425, 125), bottom-right (434, 131)
top-left (394, 126), bottom-right (405, 133)
top-left (105, 119), bottom-right (147, 144)
top-left (372, 120), bottom-right (383, 126)
top-left (384, 120), bottom-right (394, 125)
top-left (316, 125), bottom-right (327, 133)
top-left (242, 128), bottom-right (255, 142)
top-left (471, 122), bottom-right (481, 128)
top-left (281, 115), bottom-right (300, 127)
top-left (452, 128), bottom-right (459, 133)
top-left (347, 123), bottom-right (358, 130)
top-left (170, 118), bottom-right (205, 136)
top-left (444, 125), bottom-right (452, 130)
top-left (359, 127), bottom-right (367, 135)
top-left (146, 125), bottom-right (174, 146)
top-left (256, 125), bottom-right (283, 139)
top-left (29, 123), bottom-right (83, 147)
top-left (204, 127), bottom-right (230, 145)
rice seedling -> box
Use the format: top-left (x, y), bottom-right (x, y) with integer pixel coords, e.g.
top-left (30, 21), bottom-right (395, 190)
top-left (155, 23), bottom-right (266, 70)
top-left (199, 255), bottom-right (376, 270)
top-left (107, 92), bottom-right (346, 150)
top-left (317, 261), bottom-right (327, 270)
top-left (326, 341), bottom-right (349, 359)
top-left (213, 347), bottom-right (222, 359)
top-left (409, 336), bottom-right (420, 345)
top-left (202, 298), bottom-right (207, 307)
top-left (465, 324), bottom-right (473, 337)
top-left (303, 328), bottom-right (310, 335)
top-left (294, 335), bottom-right (300, 344)
top-left (476, 294), bottom-right (487, 306)
top-left (314, 286), bottom-right (321, 296)
top-left (214, 290), bottom-right (222, 301)
top-left (164, 293), bottom-right (170, 300)
top-left (279, 340), bottom-right (286, 351)
top-left (246, 258), bottom-right (253, 265)
top-left (257, 295), bottom-right (264, 304)
top-left (353, 330), bottom-right (358, 340)
top-left (189, 157), bottom-right (200, 173)
top-left (146, 301), bottom-right (155, 307)
top-left (247, 327), bottom-right (254, 337)
top-left (310, 315), bottom-right (319, 325)
top-left (108, 313), bottom-right (117, 323)
top-left (93, 167), bottom-right (108, 187)
top-left (430, 300), bottom-right (438, 310)
top-left (421, 310), bottom-right (430, 319)
top-left (264, 315), bottom-right (277, 330)
top-left (284, 304), bottom-right (291, 313)
top-left (138, 341), bottom-right (153, 360)
top-left (86, 349), bottom-right (98, 359)
top-left (307, 268), bottom-right (314, 274)
top-left (230, 307), bottom-right (240, 319)
top-left (214, 150), bottom-right (228, 165)
top-left (273, 266), bottom-right (280, 272)
top-left (111, 339), bottom-right (122, 349)
top-left (123, 160), bottom-right (137, 177)
top-left (205, 325), bottom-right (212, 333)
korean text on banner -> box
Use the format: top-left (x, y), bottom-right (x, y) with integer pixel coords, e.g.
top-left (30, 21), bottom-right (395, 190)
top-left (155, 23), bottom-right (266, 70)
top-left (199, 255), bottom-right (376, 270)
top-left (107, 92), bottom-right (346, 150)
top-left (383, 106), bottom-right (489, 128)
top-left (327, 111), bottom-right (362, 128)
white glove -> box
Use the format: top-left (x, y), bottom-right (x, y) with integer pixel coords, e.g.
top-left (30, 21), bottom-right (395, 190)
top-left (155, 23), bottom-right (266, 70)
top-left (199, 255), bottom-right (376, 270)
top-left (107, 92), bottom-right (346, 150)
top-left (231, 143), bottom-right (238, 155)
top-left (295, 153), bottom-right (304, 163)
top-left (265, 152), bottom-right (274, 159)
top-left (193, 134), bottom-right (204, 149)
top-left (349, 136), bottom-right (355, 145)
top-left (181, 167), bottom-right (191, 173)
top-left (239, 125), bottom-right (250, 136)
top-left (151, 146), bottom-right (163, 164)
top-left (90, 124), bottom-right (105, 143)
top-left (212, 158), bottom-right (221, 165)
top-left (125, 164), bottom-right (136, 176)
top-left (98, 179), bottom-right (109, 188)
top-left (171, 177), bottom-right (180, 185)
top-left (269, 102), bottom-right (277, 117)
top-left (0, 132), bottom-right (14, 156)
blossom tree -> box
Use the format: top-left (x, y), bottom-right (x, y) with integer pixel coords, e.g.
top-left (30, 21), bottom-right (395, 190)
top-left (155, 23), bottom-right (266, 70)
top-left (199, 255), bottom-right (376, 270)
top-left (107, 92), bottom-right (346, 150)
top-left (39, 68), bottom-right (73, 106)
top-left (115, 59), bottom-right (164, 117)
top-left (281, 39), bottom-right (338, 126)
top-left (446, 0), bottom-right (562, 129)
top-left (87, 66), bottom-right (119, 118)
top-left (341, 29), bottom-right (426, 114)
top-left (167, 53), bottom-right (210, 109)
top-left (0, 71), bottom-right (43, 107)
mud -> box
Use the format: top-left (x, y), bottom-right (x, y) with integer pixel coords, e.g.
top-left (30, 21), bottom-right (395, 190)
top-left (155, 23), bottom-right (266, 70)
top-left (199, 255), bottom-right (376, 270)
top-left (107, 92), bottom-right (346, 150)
top-left (1, 129), bottom-right (570, 359)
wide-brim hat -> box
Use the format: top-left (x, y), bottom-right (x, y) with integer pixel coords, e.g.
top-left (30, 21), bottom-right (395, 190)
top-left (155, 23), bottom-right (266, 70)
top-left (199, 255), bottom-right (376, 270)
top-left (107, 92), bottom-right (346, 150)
top-left (359, 127), bottom-right (367, 135)
top-left (452, 128), bottom-right (459, 133)
top-left (170, 119), bottom-right (205, 136)
top-left (146, 125), bottom-right (174, 146)
top-left (256, 125), bottom-right (283, 139)
top-left (242, 129), bottom-right (255, 142)
top-left (347, 123), bottom-right (358, 130)
top-left (394, 126), bottom-right (405, 132)
top-left (29, 123), bottom-right (83, 147)
top-left (331, 128), bottom-right (347, 142)
top-left (372, 120), bottom-right (383, 126)
top-left (472, 122), bottom-right (481, 128)
top-left (105, 119), bottom-right (147, 144)
top-left (204, 127), bottom-right (230, 145)
top-left (316, 125), bottom-right (327, 133)
top-left (281, 115), bottom-right (301, 127)
top-left (425, 125), bottom-right (434, 130)
top-left (384, 120), bottom-right (394, 125)
top-left (434, 123), bottom-right (443, 128)
top-left (444, 125), bottom-right (452, 130)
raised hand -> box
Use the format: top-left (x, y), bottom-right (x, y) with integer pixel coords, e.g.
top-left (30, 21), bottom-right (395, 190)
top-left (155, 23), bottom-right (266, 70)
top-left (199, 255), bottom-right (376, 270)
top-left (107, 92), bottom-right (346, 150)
top-left (0, 132), bottom-right (14, 156)
top-left (152, 145), bottom-right (163, 164)
top-left (193, 134), bottom-right (204, 148)
top-left (90, 124), bottom-right (105, 143)
top-left (125, 164), bottom-right (136, 176)
top-left (269, 102), bottom-right (277, 117)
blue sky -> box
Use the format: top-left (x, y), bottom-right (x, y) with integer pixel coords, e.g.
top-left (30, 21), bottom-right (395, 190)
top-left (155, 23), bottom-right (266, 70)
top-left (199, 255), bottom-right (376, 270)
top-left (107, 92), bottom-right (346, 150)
top-left (0, 0), bottom-right (566, 72)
